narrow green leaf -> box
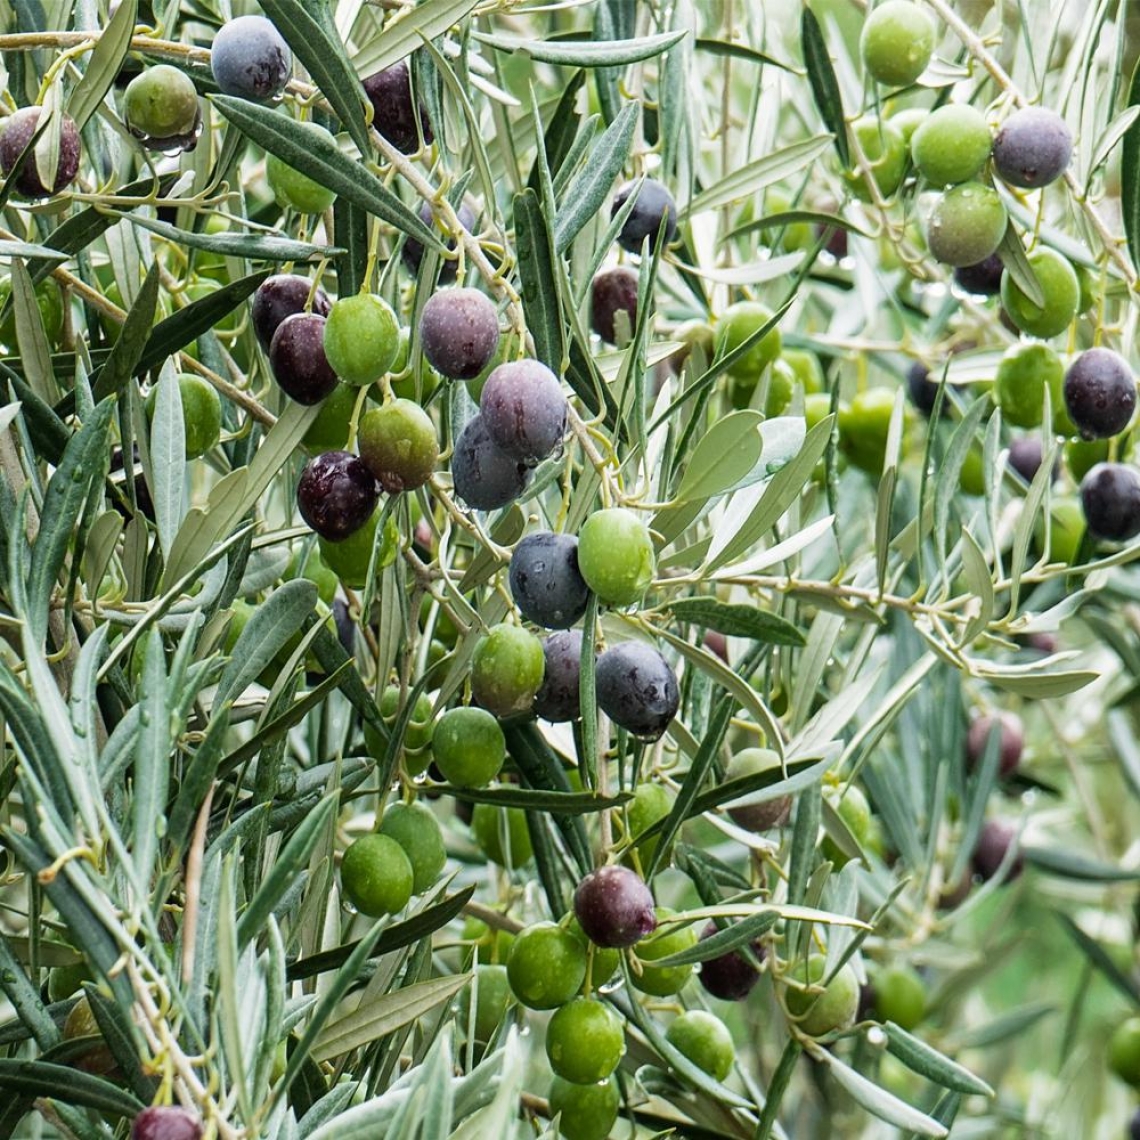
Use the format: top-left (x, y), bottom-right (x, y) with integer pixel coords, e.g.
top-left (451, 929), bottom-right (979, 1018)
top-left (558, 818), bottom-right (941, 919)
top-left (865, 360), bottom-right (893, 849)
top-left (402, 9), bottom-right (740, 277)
top-left (237, 795), bottom-right (339, 947)
top-left (132, 627), bottom-right (171, 890)
top-left (674, 411), bottom-right (765, 502)
top-left (260, 0), bottom-right (372, 155)
top-left (513, 187), bottom-right (566, 375)
top-left (351, 0), bottom-right (481, 78)
top-left (885, 1023), bottom-right (994, 1097)
top-left (970, 663), bottom-right (1098, 698)
top-left (997, 225), bottom-right (1045, 308)
top-left (286, 887), bottom-right (475, 981)
top-left (137, 269), bottom-right (271, 376)
top-left (705, 415), bottom-right (834, 572)
top-left (66, 0), bottom-right (138, 129)
top-left (650, 908), bottom-right (778, 967)
top-left (83, 985), bottom-right (158, 1104)
top-left (1023, 845), bottom-right (1140, 882)
top-left (755, 1038), bottom-right (801, 1139)
top-left (694, 36), bottom-right (798, 71)
top-left (311, 974), bottom-right (470, 1062)
top-left (0, 934), bottom-right (59, 1051)
top-left (333, 196), bottom-right (369, 296)
top-left (92, 262), bottom-right (161, 400)
top-left (9, 258), bottom-right (54, 403)
top-left (530, 70), bottom-right (587, 191)
top-left (441, 786), bottom-right (631, 814)
top-left (474, 29), bottom-right (687, 68)
top-left (682, 135), bottom-right (831, 218)
top-left (666, 599), bottom-right (805, 646)
top-left (0, 240), bottom-right (66, 261)
top-left (947, 1002), bottom-right (1055, 1050)
top-left (211, 96), bottom-right (439, 248)
top-left (117, 212), bottom-right (340, 262)
top-left (654, 624), bottom-right (785, 759)
top-left (1054, 910), bottom-right (1140, 1006)
top-left (148, 367), bottom-right (186, 561)
top-left (26, 399), bottom-right (115, 645)
top-left (1121, 56), bottom-right (1140, 274)
top-left (801, 7), bottom-right (848, 166)
top-left (215, 580), bottom-right (318, 708)
top-left (643, 697), bottom-right (733, 880)
top-left (722, 210), bottom-right (870, 244)
top-left (0, 1059), bottom-right (144, 1118)
top-left (553, 100), bottom-right (637, 252)
top-left (503, 722), bottom-right (592, 874)
top-left (814, 1049), bottom-right (948, 1136)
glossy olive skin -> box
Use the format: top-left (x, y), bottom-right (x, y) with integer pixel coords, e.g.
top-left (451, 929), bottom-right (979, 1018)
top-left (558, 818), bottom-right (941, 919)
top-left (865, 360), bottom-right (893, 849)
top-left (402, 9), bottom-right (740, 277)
top-left (784, 954), bottom-right (860, 1037)
top-left (130, 1107), bottom-right (203, 1140)
top-left (357, 399), bottom-right (439, 493)
top-left (296, 451), bottom-right (379, 541)
top-left (995, 342), bottom-right (1064, 430)
top-left (1080, 462), bottom-right (1140, 542)
top-left (844, 116), bottom-right (907, 201)
top-left (267, 125), bottom-right (338, 213)
top-left (480, 360), bottom-right (567, 464)
top-left (251, 274), bottom-right (331, 351)
top-left (403, 201), bottom-right (477, 281)
top-left (612, 178), bottom-right (678, 252)
top-left (378, 802), bottom-right (445, 895)
top-left (872, 964), bottom-right (926, 1031)
top-left (340, 833), bottom-right (414, 916)
top-left (926, 182), bottom-right (1008, 267)
top-left (724, 748), bottom-right (792, 831)
top-left (508, 532), bottom-right (590, 630)
top-left (573, 865), bottom-right (657, 948)
top-left (145, 373), bottom-right (222, 460)
top-left (363, 60), bottom-right (432, 154)
top-left (451, 414), bottom-right (533, 510)
top-left (1063, 348), bottom-right (1137, 440)
top-left (631, 909), bottom-right (697, 996)
top-left (270, 313), bottom-right (339, 405)
top-left (1001, 248), bottom-right (1080, 339)
top-left (715, 300), bottom-right (783, 381)
top-left (1007, 438), bottom-right (1054, 484)
top-left (546, 998), bottom-right (625, 1085)
top-left (470, 624), bottom-right (545, 718)
top-left (860, 0), bottom-right (936, 87)
top-left (911, 104), bottom-right (992, 187)
top-left (1110, 1018), bottom-right (1140, 1088)
top-left (954, 253), bottom-right (1005, 296)
top-left (592, 267), bottom-right (639, 344)
top-left (323, 294), bottom-right (401, 387)
top-left (595, 641), bottom-right (679, 740)
top-left (905, 361), bottom-right (948, 418)
top-left (0, 107), bottom-right (81, 198)
top-left (577, 508), bottom-right (656, 607)
top-left (533, 630), bottom-right (584, 722)
top-left (972, 818), bottom-right (1024, 883)
top-left (210, 15), bottom-right (292, 102)
top-left (966, 712), bottom-right (1024, 778)
top-left (992, 106), bottom-right (1072, 189)
top-left (547, 1077), bottom-right (619, 1140)
top-left (506, 922), bottom-right (587, 1009)
top-left (698, 922), bottom-right (765, 1002)
top-left (666, 1009), bottom-right (735, 1081)
top-left (419, 287), bottom-right (500, 380)
top-left (124, 65), bottom-right (200, 145)
top-left (433, 706), bottom-right (505, 788)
